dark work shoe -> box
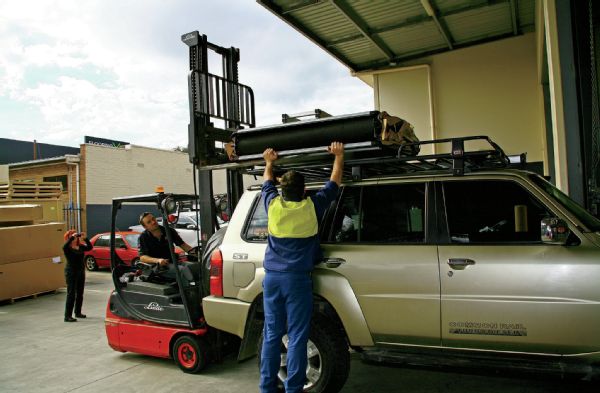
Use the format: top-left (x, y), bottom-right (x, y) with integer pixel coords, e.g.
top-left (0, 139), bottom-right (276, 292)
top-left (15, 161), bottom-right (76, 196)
top-left (75, 314), bottom-right (86, 318)
top-left (64, 317), bottom-right (77, 322)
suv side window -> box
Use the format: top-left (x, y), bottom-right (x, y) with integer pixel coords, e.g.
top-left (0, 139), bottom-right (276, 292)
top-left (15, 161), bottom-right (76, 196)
top-left (244, 196), bottom-right (269, 242)
top-left (244, 189), bottom-right (338, 243)
top-left (443, 180), bottom-right (552, 243)
top-left (329, 183), bottom-right (426, 243)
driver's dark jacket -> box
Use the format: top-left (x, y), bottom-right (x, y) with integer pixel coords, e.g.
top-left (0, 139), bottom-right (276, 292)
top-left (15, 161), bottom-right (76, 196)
top-left (138, 226), bottom-right (183, 260)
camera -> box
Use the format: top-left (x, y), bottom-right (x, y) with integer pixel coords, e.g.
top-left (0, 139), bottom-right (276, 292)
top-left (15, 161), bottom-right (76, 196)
top-left (75, 233), bottom-right (82, 237)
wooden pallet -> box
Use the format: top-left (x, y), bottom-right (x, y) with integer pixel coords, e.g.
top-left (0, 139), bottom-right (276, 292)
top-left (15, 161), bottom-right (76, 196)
top-left (0, 182), bottom-right (62, 200)
top-left (0, 289), bottom-right (59, 305)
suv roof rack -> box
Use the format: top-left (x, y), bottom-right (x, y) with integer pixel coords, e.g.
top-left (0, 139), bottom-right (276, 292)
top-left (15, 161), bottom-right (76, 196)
top-left (247, 135), bottom-right (512, 181)
top-left (198, 133), bottom-right (512, 181)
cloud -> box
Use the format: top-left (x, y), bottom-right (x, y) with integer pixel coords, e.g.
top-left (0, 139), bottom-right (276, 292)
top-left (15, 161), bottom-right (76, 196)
top-left (0, 0), bottom-right (373, 149)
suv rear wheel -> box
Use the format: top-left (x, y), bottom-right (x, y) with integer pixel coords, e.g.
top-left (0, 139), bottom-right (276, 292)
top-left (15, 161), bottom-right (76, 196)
top-left (258, 314), bottom-right (350, 393)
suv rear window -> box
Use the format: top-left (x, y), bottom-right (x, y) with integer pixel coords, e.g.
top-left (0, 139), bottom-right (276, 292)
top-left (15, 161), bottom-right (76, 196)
top-left (443, 180), bottom-right (552, 243)
top-left (328, 183), bottom-right (426, 244)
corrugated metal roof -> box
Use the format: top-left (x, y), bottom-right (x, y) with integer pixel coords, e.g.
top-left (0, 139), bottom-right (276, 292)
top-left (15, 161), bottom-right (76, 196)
top-left (445, 2), bottom-right (513, 44)
top-left (258, 0), bottom-right (537, 72)
top-left (379, 20), bottom-right (448, 56)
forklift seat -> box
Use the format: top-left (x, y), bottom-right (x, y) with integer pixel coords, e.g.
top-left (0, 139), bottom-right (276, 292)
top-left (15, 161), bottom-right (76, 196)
top-left (125, 281), bottom-right (179, 296)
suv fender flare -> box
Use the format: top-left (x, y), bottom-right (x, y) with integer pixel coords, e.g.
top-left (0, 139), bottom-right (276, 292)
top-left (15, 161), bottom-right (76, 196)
top-left (236, 271), bottom-right (373, 361)
top-left (313, 270), bottom-right (373, 346)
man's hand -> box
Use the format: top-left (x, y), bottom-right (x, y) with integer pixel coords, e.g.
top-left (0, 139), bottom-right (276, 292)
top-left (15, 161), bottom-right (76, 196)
top-left (327, 141), bottom-right (344, 156)
top-left (158, 258), bottom-right (169, 267)
top-left (263, 148), bottom-right (278, 163)
top-left (263, 148), bottom-right (278, 182)
top-left (328, 141), bottom-right (344, 186)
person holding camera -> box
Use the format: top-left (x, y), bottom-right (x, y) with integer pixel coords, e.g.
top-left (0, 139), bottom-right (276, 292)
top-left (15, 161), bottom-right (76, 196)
top-left (62, 229), bottom-right (93, 322)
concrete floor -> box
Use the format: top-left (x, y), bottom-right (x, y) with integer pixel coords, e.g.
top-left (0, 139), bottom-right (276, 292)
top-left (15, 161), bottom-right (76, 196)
top-left (0, 271), bottom-right (596, 393)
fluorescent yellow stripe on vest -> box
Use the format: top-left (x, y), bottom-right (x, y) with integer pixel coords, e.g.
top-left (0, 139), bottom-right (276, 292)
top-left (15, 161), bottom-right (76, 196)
top-left (268, 196), bottom-right (318, 238)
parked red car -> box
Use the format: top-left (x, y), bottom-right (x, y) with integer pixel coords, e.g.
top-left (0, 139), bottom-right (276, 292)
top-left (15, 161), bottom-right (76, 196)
top-left (84, 231), bottom-right (142, 271)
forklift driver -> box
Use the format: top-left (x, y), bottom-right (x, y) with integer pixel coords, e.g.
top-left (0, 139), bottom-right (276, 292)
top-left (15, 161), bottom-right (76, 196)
top-left (137, 212), bottom-right (198, 287)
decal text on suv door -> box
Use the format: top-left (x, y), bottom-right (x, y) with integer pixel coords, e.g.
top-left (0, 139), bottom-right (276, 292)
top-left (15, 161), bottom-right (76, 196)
top-left (449, 321), bottom-right (527, 336)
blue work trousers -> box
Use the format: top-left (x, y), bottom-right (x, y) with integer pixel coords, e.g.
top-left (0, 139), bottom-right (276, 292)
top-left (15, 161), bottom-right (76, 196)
top-left (260, 271), bottom-right (312, 393)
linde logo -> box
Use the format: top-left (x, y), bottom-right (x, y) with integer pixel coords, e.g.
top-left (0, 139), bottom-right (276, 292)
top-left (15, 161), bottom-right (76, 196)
top-left (144, 302), bottom-right (164, 311)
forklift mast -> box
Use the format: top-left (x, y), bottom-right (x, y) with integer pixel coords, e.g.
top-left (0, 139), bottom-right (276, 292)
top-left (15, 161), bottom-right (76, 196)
top-left (181, 32), bottom-right (255, 250)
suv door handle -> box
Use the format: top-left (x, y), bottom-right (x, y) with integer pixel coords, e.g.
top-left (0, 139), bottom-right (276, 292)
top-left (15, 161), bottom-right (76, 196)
top-left (447, 258), bottom-right (476, 269)
top-left (323, 258), bottom-right (346, 268)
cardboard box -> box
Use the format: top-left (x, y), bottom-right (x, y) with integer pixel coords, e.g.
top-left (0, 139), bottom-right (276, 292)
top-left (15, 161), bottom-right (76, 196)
top-left (0, 256), bottom-right (66, 301)
top-left (0, 204), bottom-right (43, 223)
top-left (0, 222), bottom-right (66, 265)
top-left (1, 199), bottom-right (63, 223)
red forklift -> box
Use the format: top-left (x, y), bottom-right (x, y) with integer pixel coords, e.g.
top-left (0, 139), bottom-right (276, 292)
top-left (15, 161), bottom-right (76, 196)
top-left (104, 31), bottom-right (254, 373)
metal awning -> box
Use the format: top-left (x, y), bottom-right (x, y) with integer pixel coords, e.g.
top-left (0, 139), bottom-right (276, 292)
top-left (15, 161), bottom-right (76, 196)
top-left (257, 0), bottom-right (536, 72)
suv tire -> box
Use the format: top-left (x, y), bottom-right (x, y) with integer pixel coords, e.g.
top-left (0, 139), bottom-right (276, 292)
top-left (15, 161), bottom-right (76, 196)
top-left (257, 314), bottom-right (350, 393)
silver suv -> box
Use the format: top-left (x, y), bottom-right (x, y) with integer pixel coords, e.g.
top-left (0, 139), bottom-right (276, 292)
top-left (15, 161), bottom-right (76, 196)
top-left (201, 141), bottom-right (600, 392)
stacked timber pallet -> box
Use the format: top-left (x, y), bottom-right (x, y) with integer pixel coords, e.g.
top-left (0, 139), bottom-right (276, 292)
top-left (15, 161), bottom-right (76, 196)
top-left (0, 181), bottom-right (62, 200)
top-left (0, 204), bottom-right (66, 302)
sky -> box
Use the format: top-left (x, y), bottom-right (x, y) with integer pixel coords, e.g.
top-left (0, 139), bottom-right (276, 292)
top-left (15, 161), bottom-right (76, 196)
top-left (0, 0), bottom-right (373, 150)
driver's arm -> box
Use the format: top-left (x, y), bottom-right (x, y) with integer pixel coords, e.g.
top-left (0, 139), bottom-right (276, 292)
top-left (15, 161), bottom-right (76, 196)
top-left (179, 242), bottom-right (193, 253)
top-left (139, 254), bottom-right (169, 266)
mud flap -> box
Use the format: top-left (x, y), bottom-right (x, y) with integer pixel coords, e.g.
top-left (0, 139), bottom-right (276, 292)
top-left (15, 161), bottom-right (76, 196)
top-left (237, 299), bottom-right (263, 361)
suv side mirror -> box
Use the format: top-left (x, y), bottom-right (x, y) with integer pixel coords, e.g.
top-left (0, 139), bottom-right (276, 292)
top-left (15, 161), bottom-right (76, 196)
top-left (541, 217), bottom-right (570, 245)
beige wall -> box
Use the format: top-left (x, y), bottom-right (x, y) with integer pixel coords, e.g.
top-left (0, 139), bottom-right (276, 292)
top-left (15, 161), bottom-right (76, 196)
top-left (83, 144), bottom-right (244, 204)
top-left (366, 33), bottom-right (544, 162)
top-left (84, 144), bottom-right (206, 204)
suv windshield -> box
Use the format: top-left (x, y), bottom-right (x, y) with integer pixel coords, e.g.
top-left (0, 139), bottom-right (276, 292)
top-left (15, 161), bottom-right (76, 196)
top-left (530, 174), bottom-right (600, 232)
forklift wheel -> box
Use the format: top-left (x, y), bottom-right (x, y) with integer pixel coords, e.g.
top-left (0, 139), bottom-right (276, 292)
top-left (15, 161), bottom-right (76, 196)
top-left (172, 335), bottom-right (209, 373)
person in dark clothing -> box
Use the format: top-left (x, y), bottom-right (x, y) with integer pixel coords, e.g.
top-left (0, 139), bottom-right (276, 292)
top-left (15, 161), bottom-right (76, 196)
top-left (259, 142), bottom-right (344, 393)
top-left (62, 229), bottom-right (93, 322)
top-left (137, 212), bottom-right (197, 286)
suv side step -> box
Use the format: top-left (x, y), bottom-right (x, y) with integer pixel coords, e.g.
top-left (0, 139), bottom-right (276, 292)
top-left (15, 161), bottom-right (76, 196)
top-left (361, 349), bottom-right (597, 380)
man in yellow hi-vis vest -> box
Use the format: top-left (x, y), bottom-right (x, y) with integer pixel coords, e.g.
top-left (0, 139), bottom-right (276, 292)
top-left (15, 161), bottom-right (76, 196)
top-left (259, 142), bottom-right (344, 393)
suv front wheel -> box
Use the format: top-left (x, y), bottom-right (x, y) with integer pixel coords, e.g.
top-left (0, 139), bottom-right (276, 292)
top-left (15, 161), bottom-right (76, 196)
top-left (257, 315), bottom-right (350, 393)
